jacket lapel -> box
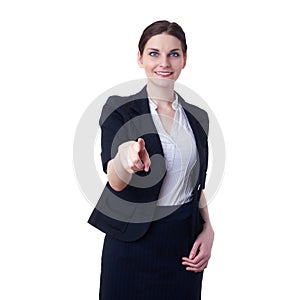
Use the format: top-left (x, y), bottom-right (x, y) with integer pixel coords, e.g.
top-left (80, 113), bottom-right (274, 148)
top-left (178, 93), bottom-right (207, 193)
top-left (179, 94), bottom-right (205, 156)
top-left (128, 86), bottom-right (165, 158)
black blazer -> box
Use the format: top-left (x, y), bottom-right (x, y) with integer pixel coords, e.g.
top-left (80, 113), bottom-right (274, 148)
top-left (88, 86), bottom-right (209, 242)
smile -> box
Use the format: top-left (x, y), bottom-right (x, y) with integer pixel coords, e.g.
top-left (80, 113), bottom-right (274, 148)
top-left (155, 71), bottom-right (173, 77)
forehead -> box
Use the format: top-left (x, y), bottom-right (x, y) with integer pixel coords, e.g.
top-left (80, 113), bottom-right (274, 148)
top-left (144, 33), bottom-right (182, 51)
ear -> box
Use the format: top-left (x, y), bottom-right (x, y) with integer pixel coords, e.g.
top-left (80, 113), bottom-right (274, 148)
top-left (137, 51), bottom-right (144, 68)
top-left (182, 53), bottom-right (187, 69)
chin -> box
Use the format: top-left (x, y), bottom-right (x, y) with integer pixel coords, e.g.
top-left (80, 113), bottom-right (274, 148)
top-left (148, 76), bottom-right (175, 89)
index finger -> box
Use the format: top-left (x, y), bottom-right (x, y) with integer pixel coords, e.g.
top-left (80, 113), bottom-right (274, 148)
top-left (137, 138), bottom-right (145, 152)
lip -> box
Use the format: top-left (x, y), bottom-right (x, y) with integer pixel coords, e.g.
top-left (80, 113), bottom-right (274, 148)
top-left (154, 71), bottom-right (174, 78)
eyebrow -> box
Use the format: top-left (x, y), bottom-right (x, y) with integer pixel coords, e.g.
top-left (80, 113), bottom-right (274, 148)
top-left (147, 48), bottom-right (181, 52)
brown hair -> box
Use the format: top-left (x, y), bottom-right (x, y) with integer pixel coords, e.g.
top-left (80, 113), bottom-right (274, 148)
top-left (138, 20), bottom-right (187, 55)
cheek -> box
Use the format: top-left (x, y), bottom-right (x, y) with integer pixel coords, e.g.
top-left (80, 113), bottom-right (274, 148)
top-left (173, 60), bottom-right (185, 70)
top-left (145, 61), bottom-right (157, 71)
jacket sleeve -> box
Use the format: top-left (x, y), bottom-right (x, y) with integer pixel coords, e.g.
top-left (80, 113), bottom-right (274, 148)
top-left (200, 111), bottom-right (209, 190)
top-left (99, 96), bottom-right (128, 173)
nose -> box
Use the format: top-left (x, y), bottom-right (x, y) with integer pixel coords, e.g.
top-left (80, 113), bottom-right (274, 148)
top-left (159, 55), bottom-right (170, 68)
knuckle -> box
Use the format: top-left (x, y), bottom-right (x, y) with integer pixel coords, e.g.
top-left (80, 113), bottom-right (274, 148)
top-left (128, 161), bottom-right (135, 168)
top-left (132, 157), bottom-right (140, 164)
top-left (132, 159), bottom-right (138, 165)
top-left (128, 163), bottom-right (136, 172)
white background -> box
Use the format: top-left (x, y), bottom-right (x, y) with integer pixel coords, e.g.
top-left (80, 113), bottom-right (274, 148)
top-left (1, 0), bottom-right (299, 299)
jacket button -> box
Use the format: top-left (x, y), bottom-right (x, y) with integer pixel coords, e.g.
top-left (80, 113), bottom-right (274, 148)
top-left (197, 184), bottom-right (201, 191)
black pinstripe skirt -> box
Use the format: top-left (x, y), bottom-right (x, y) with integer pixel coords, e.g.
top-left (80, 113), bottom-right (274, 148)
top-left (99, 200), bottom-right (203, 300)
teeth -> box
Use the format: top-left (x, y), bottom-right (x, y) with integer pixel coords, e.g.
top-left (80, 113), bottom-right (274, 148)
top-left (156, 72), bottom-right (171, 75)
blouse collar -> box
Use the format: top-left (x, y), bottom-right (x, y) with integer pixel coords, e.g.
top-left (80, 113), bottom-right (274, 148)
top-left (148, 92), bottom-right (179, 111)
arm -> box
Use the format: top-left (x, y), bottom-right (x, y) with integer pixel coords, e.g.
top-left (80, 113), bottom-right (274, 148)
top-left (182, 191), bottom-right (215, 272)
top-left (100, 98), bottom-right (150, 192)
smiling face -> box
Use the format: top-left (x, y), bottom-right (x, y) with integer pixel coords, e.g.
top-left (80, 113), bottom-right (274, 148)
top-left (138, 33), bottom-right (187, 87)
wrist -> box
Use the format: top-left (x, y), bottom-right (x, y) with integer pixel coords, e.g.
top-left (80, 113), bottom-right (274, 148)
top-left (112, 153), bottom-right (132, 178)
top-left (107, 156), bottom-right (132, 192)
top-left (203, 221), bottom-right (214, 234)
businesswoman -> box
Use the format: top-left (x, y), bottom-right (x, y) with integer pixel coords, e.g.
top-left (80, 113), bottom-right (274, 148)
top-left (88, 20), bottom-right (214, 299)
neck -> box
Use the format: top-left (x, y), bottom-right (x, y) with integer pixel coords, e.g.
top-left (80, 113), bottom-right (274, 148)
top-left (146, 79), bottom-right (175, 106)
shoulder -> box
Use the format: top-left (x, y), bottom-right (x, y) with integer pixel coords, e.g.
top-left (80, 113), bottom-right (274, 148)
top-left (105, 86), bottom-right (148, 109)
top-left (100, 87), bottom-right (148, 125)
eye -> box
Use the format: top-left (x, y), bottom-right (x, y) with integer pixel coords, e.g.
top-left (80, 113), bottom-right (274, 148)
top-left (169, 52), bottom-right (180, 57)
top-left (149, 51), bottom-right (159, 57)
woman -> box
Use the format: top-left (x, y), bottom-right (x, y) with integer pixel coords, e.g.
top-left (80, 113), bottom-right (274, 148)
top-left (88, 20), bottom-right (214, 299)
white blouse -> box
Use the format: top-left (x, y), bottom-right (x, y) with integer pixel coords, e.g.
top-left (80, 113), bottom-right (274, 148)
top-left (149, 94), bottom-right (197, 206)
